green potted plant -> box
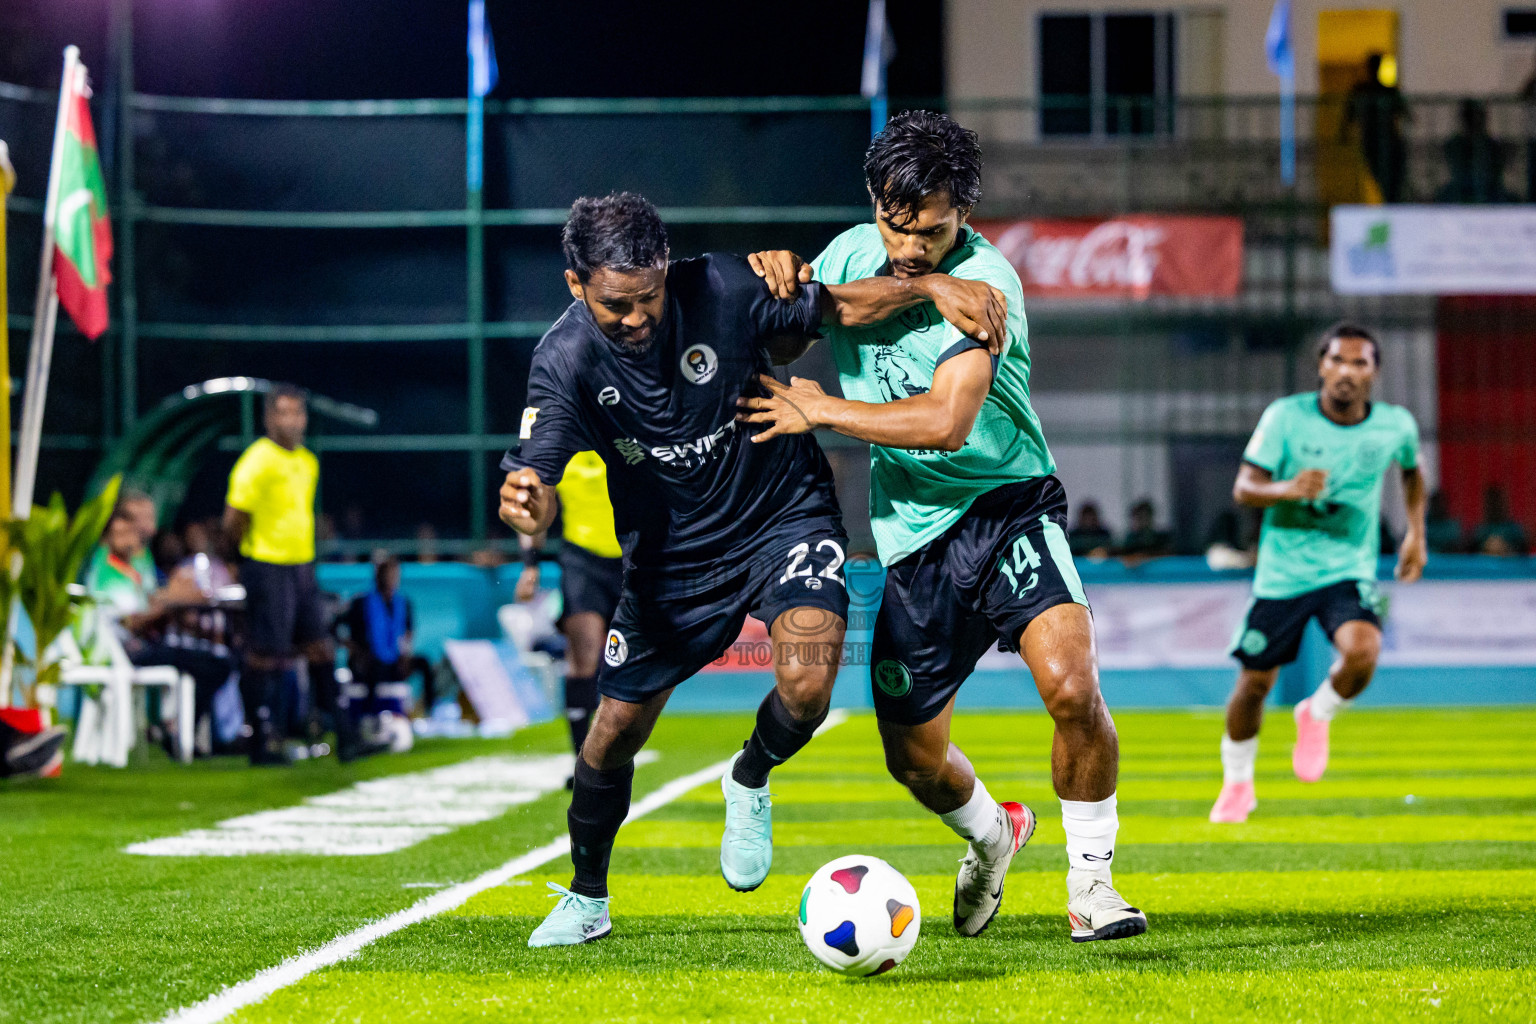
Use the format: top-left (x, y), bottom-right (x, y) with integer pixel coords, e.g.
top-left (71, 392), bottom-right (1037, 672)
top-left (0, 476), bottom-right (120, 712)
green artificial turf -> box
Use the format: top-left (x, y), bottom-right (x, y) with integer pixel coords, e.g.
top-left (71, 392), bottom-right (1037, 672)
top-left (4, 708), bottom-right (1534, 1024)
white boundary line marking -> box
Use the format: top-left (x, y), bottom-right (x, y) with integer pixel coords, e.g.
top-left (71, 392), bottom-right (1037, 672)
top-left (152, 709), bottom-right (849, 1024)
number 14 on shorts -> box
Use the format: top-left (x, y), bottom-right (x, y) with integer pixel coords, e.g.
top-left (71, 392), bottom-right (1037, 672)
top-left (998, 533), bottom-right (1042, 596)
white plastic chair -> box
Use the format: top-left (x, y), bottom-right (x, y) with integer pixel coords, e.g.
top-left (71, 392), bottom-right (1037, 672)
top-left (496, 598), bottom-right (567, 711)
top-left (57, 608), bottom-right (194, 765)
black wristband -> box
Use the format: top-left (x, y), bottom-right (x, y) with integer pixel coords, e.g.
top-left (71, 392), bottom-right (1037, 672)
top-left (521, 545), bottom-right (541, 569)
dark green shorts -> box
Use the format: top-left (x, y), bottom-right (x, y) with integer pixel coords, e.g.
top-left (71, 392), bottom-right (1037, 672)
top-left (1230, 579), bottom-right (1384, 671)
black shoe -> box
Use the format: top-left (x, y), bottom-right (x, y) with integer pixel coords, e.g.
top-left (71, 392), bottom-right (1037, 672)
top-left (337, 736), bottom-right (391, 763)
top-left (248, 723), bottom-right (294, 766)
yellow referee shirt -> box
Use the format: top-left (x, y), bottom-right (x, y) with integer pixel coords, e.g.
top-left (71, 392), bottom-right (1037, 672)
top-left (555, 451), bottom-right (620, 559)
top-left (226, 437), bottom-right (319, 564)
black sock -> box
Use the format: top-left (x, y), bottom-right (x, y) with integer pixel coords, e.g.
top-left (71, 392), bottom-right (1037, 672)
top-left (733, 690), bottom-right (827, 789)
top-left (247, 668), bottom-right (288, 726)
top-left (279, 668), bottom-right (303, 737)
top-left (242, 668), bottom-right (286, 760)
top-left (568, 756), bottom-right (634, 898)
top-left (564, 675), bottom-right (599, 754)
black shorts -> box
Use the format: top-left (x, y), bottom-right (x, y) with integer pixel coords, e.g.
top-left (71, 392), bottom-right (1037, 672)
top-left (871, 476), bottom-right (1089, 726)
top-left (558, 542), bottom-right (624, 623)
top-left (1231, 578), bottom-right (1385, 671)
top-left (598, 516), bottom-right (850, 704)
top-left (241, 559), bottom-right (328, 658)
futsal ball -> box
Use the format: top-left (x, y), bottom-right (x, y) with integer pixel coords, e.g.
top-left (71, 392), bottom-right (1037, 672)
top-left (797, 855), bottom-right (921, 977)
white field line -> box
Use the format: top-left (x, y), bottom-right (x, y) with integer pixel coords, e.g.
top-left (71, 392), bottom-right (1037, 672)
top-left (150, 708), bottom-right (848, 1024)
top-left (127, 752), bottom-right (653, 858)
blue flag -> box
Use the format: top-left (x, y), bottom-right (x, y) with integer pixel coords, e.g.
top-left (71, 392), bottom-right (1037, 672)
top-left (1265, 0), bottom-right (1293, 80)
top-left (469, 0), bottom-right (498, 98)
top-left (1266, 0), bottom-right (1296, 186)
top-left (861, 0), bottom-right (895, 99)
top-left (862, 0), bottom-right (895, 136)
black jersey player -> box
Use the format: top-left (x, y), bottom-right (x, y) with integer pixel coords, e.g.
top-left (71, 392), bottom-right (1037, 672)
top-left (501, 192), bottom-right (1005, 946)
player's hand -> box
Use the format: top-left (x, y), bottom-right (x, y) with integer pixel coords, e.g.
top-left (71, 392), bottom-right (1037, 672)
top-left (1396, 531), bottom-right (1427, 583)
top-left (1286, 468), bottom-right (1328, 502)
top-left (514, 564), bottom-right (540, 602)
top-left (748, 250), bottom-right (813, 300)
top-left (498, 468), bottom-right (550, 534)
top-left (737, 374), bottom-right (829, 442)
top-left (916, 275), bottom-right (1008, 354)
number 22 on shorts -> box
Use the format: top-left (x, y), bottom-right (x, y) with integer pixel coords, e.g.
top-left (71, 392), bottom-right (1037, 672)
top-left (780, 539), bottom-right (847, 586)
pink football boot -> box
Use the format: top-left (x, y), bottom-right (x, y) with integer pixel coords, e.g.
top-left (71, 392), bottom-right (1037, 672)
top-left (1292, 698), bottom-right (1331, 782)
top-left (1208, 781), bottom-right (1257, 823)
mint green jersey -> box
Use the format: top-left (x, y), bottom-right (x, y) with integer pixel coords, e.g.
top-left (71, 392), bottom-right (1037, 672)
top-left (812, 223), bottom-right (1055, 565)
top-left (1245, 393), bottom-right (1420, 599)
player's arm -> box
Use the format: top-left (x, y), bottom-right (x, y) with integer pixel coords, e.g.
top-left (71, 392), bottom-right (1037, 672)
top-left (500, 355), bottom-right (585, 538)
top-left (223, 448), bottom-right (260, 552)
top-left (1396, 467), bottom-right (1428, 582)
top-left (748, 249), bottom-right (1007, 354)
top-left (763, 334), bottom-right (817, 366)
top-left (515, 529), bottom-right (550, 601)
top-left (1232, 462), bottom-right (1328, 508)
top-left (737, 348), bottom-right (992, 452)
top-left (221, 505), bottom-right (250, 552)
top-left (499, 469), bottom-right (557, 536)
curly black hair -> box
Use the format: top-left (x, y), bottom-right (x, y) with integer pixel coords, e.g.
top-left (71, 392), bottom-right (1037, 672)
top-left (561, 191), bottom-right (669, 283)
top-left (1317, 320), bottom-right (1381, 367)
top-left (863, 110), bottom-right (983, 225)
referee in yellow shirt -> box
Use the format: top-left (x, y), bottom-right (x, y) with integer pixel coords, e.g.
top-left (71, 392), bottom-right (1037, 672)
top-left (517, 450), bottom-right (624, 762)
top-left (223, 385), bottom-right (333, 765)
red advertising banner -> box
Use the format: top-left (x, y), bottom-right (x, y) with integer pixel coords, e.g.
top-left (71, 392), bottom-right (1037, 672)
top-left (971, 215), bottom-right (1244, 299)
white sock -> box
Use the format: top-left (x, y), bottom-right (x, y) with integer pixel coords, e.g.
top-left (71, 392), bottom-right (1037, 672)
top-left (1308, 680), bottom-right (1352, 722)
top-left (939, 778), bottom-right (1004, 851)
top-left (1221, 734), bottom-right (1258, 784)
top-left (1061, 794), bottom-right (1118, 875)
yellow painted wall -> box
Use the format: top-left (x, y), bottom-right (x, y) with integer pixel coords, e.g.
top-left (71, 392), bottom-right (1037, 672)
top-left (1316, 9), bottom-right (1399, 208)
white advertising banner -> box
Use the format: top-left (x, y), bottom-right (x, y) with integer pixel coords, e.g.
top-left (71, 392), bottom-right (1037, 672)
top-left (971, 580), bottom-right (1536, 672)
top-left (1377, 581), bottom-right (1536, 667)
top-left (1331, 205), bottom-right (1536, 295)
top-left (977, 582), bottom-right (1252, 671)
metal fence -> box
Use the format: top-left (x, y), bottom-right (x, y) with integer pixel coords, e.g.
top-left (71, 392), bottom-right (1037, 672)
top-left (1, 85), bottom-right (1531, 553)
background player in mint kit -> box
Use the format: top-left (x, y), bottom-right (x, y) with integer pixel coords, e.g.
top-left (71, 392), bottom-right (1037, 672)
top-left (1210, 323), bottom-right (1427, 824)
top-left (741, 111), bottom-right (1146, 944)
top-left (498, 192), bottom-right (1005, 948)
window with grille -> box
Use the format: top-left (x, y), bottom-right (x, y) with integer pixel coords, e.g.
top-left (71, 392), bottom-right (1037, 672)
top-left (1039, 11), bottom-right (1177, 137)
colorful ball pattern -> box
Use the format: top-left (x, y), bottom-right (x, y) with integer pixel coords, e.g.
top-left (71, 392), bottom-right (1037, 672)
top-left (797, 855), bottom-right (921, 977)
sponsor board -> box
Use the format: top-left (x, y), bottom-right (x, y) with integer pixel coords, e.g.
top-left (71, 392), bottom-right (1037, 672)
top-left (973, 215), bottom-right (1244, 299)
top-left (1331, 205), bottom-right (1536, 295)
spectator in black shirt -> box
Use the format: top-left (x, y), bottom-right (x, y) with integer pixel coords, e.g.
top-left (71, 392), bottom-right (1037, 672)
top-left (1069, 502), bottom-right (1113, 558)
top-left (1118, 498), bottom-right (1174, 559)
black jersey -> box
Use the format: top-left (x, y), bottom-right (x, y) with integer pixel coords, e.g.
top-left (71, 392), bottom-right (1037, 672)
top-left (502, 254), bottom-right (843, 595)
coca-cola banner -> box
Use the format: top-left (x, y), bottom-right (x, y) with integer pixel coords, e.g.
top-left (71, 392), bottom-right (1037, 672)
top-left (971, 216), bottom-right (1244, 299)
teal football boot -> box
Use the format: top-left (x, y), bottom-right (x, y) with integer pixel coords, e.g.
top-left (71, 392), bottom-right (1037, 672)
top-left (527, 883), bottom-right (612, 947)
top-left (720, 751), bottom-right (774, 891)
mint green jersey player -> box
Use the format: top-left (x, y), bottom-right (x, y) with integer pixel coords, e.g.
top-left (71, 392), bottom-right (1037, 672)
top-left (1244, 393), bottom-right (1421, 599)
top-left (812, 223), bottom-right (1054, 564)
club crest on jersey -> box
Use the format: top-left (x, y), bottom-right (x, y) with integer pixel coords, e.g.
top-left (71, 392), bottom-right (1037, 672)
top-left (519, 406), bottom-right (539, 439)
top-left (873, 659), bottom-right (913, 698)
top-left (604, 629), bottom-right (628, 667)
top-left (598, 386), bottom-right (621, 406)
top-left (680, 344), bottom-right (718, 384)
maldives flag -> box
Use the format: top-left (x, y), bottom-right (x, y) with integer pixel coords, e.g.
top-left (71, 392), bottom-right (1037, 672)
top-left (51, 66), bottom-right (111, 340)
